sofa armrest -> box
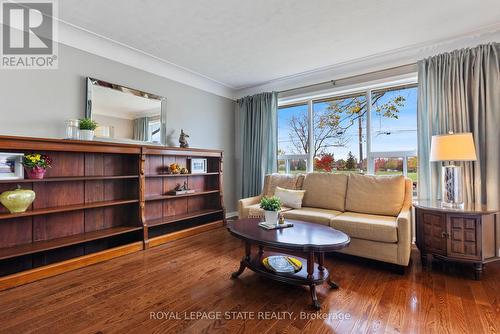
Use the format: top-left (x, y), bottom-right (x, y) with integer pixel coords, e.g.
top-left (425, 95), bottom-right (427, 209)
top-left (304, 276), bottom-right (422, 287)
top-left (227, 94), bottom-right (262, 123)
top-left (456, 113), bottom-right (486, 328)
top-left (396, 207), bottom-right (412, 266)
top-left (238, 195), bottom-right (261, 218)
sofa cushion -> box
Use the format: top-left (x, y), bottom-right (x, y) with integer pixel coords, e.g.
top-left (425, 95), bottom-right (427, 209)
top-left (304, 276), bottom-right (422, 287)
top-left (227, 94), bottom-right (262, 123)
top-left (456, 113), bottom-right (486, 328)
top-left (345, 174), bottom-right (405, 216)
top-left (274, 186), bottom-right (305, 209)
top-left (283, 207), bottom-right (342, 226)
top-left (247, 203), bottom-right (292, 218)
top-left (263, 174), bottom-right (304, 197)
top-left (331, 212), bottom-right (398, 243)
top-left (301, 173), bottom-right (348, 211)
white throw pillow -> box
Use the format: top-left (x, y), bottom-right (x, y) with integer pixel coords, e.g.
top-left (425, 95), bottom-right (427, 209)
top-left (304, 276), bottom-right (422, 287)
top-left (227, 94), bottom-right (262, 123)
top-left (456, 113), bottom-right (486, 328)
top-left (274, 186), bottom-right (305, 209)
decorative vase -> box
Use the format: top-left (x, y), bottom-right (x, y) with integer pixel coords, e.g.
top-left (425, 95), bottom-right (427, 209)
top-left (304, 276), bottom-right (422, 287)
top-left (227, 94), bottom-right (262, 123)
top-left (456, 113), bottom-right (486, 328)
top-left (0, 187), bottom-right (36, 213)
top-left (264, 210), bottom-right (279, 225)
top-left (79, 130), bottom-right (94, 141)
top-left (26, 166), bottom-right (46, 179)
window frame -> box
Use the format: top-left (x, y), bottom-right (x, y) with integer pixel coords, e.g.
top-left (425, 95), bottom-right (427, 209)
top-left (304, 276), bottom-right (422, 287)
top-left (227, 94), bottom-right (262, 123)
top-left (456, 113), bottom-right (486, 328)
top-left (277, 81), bottom-right (418, 176)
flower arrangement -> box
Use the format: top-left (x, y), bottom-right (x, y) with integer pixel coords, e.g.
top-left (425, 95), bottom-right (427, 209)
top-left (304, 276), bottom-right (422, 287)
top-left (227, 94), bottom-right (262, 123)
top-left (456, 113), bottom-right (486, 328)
top-left (260, 196), bottom-right (282, 212)
top-left (23, 154), bottom-right (52, 169)
top-left (22, 153), bottom-right (52, 179)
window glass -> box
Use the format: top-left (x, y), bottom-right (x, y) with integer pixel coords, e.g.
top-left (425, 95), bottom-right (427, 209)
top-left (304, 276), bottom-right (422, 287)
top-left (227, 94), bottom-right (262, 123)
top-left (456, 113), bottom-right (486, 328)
top-left (313, 94), bottom-right (367, 173)
top-left (371, 86), bottom-right (418, 153)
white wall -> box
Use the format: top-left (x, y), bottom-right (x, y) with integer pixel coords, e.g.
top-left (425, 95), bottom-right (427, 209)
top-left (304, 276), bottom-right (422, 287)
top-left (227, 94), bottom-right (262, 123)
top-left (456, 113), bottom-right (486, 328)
top-left (0, 44), bottom-right (236, 211)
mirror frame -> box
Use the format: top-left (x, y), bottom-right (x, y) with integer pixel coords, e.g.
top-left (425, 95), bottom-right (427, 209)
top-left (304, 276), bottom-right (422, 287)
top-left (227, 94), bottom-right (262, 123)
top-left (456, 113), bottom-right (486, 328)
top-left (85, 77), bottom-right (167, 145)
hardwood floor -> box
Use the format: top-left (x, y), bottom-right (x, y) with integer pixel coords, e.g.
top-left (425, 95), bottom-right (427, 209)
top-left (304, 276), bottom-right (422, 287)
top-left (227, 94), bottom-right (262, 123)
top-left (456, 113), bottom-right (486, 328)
top-left (0, 227), bottom-right (498, 334)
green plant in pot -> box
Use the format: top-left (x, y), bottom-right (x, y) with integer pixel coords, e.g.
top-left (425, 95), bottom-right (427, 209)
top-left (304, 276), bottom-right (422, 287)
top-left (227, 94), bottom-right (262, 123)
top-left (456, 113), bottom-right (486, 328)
top-left (22, 153), bottom-right (52, 179)
top-left (79, 118), bottom-right (98, 141)
top-left (260, 196), bottom-right (281, 225)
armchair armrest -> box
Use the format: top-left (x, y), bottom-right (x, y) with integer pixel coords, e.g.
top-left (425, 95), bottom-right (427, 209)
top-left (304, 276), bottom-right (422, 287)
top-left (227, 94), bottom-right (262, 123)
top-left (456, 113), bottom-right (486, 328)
top-left (396, 206), bottom-right (412, 266)
top-left (238, 195), bottom-right (262, 218)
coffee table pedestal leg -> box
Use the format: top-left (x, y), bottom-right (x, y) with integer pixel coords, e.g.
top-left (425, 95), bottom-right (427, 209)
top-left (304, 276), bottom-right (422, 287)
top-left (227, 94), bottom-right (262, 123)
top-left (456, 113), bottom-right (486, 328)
top-left (308, 251), bottom-right (321, 310)
top-left (318, 251), bottom-right (339, 289)
top-left (231, 241), bottom-right (251, 279)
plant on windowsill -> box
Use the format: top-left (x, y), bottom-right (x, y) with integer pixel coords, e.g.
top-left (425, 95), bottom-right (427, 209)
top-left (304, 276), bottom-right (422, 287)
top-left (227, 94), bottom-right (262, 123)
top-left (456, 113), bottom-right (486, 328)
top-left (260, 196), bottom-right (281, 225)
top-left (79, 118), bottom-right (98, 141)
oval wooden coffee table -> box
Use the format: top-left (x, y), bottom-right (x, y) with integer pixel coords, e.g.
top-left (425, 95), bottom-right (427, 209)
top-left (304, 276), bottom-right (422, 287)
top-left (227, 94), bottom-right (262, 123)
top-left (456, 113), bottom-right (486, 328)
top-left (227, 218), bottom-right (350, 309)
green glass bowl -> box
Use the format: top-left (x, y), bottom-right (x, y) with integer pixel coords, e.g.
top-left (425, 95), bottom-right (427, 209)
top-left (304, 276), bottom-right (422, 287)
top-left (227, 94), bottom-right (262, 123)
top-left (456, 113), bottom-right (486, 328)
top-left (0, 188), bottom-right (36, 213)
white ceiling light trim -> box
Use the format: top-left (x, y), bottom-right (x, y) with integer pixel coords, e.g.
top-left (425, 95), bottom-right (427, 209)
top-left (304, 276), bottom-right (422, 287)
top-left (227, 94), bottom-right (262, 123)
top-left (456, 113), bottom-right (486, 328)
top-left (57, 20), bottom-right (236, 99)
top-left (235, 23), bottom-right (500, 98)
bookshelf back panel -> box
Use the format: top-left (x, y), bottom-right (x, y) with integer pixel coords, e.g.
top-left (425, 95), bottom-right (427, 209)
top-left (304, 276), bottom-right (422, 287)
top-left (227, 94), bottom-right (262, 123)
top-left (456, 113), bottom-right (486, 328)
top-left (164, 198), bottom-right (188, 217)
top-left (145, 201), bottom-right (163, 221)
top-left (0, 217), bottom-right (32, 247)
top-left (85, 153), bottom-right (138, 176)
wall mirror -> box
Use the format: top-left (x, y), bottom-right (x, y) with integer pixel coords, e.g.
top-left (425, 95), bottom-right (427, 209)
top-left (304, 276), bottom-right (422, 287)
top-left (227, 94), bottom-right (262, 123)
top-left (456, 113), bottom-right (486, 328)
top-left (85, 77), bottom-right (167, 145)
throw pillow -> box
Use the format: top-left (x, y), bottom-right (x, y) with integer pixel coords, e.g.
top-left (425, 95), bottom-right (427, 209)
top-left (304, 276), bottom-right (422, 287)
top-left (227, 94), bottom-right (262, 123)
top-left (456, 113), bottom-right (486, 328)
top-left (274, 186), bottom-right (305, 209)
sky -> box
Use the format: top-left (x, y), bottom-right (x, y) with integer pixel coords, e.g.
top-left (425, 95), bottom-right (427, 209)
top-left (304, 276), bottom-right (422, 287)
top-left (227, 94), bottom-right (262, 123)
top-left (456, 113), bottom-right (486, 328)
top-left (278, 86), bottom-right (418, 161)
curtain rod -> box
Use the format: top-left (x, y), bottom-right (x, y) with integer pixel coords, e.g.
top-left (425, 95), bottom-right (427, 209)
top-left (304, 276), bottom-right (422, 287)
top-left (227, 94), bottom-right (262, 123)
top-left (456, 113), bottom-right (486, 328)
top-left (278, 63), bottom-right (416, 94)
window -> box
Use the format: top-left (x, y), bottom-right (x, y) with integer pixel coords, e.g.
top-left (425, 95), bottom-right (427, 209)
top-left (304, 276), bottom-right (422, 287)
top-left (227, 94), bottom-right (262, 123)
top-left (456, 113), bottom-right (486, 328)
top-left (277, 83), bottom-right (418, 186)
top-left (313, 93), bottom-right (367, 173)
top-left (370, 85), bottom-right (418, 185)
top-left (277, 104), bottom-right (308, 174)
top-left (149, 120), bottom-right (161, 143)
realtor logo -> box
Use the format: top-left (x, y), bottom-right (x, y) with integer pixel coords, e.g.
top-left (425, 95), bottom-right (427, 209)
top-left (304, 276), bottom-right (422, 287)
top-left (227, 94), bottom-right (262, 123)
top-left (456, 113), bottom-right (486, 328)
top-left (1, 0), bottom-right (58, 69)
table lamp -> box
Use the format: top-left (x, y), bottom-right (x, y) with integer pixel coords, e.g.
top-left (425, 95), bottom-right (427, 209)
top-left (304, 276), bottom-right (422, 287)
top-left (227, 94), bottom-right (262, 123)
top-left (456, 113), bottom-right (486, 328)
top-left (429, 132), bottom-right (477, 207)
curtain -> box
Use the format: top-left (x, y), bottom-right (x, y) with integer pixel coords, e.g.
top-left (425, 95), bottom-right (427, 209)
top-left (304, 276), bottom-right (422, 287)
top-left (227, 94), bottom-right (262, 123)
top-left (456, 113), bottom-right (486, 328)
top-left (235, 92), bottom-right (278, 199)
top-left (133, 116), bottom-right (150, 141)
top-left (417, 43), bottom-right (500, 209)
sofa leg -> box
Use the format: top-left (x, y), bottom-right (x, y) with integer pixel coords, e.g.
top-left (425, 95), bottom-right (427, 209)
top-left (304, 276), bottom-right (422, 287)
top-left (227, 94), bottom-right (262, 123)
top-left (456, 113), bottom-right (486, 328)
top-left (395, 265), bottom-right (407, 275)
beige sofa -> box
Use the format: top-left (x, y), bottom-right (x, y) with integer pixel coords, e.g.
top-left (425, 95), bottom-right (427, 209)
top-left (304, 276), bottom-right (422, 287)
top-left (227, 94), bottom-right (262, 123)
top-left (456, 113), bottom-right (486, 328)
top-left (238, 173), bottom-right (412, 267)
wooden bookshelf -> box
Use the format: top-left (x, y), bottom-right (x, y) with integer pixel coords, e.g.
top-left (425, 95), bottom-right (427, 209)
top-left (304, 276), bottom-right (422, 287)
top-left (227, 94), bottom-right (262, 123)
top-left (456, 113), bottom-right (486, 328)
top-left (145, 190), bottom-right (220, 202)
top-left (0, 226), bottom-right (143, 260)
top-left (0, 199), bottom-right (139, 220)
top-left (142, 146), bottom-right (225, 248)
top-left (146, 209), bottom-right (224, 227)
top-left (0, 135), bottom-right (226, 290)
top-left (145, 172), bottom-right (219, 178)
top-left (0, 175), bottom-right (139, 183)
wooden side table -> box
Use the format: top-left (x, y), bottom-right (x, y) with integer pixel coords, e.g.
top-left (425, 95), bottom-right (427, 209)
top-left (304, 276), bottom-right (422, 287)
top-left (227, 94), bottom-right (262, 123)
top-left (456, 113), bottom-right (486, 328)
top-left (414, 200), bottom-right (499, 280)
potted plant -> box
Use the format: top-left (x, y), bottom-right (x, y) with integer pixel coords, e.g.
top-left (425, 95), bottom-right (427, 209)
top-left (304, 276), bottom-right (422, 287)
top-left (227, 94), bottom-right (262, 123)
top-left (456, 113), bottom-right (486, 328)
top-left (79, 118), bottom-right (98, 141)
top-left (22, 153), bottom-right (52, 179)
top-left (260, 196), bottom-right (281, 225)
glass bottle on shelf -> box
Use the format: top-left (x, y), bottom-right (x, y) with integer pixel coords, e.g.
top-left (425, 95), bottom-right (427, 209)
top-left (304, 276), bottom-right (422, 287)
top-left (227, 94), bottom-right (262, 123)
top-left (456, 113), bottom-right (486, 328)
top-left (64, 119), bottom-right (80, 140)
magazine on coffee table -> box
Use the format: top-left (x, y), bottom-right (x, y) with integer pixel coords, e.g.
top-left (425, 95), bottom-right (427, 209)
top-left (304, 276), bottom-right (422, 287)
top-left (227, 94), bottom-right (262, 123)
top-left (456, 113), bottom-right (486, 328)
top-left (258, 221), bottom-right (294, 230)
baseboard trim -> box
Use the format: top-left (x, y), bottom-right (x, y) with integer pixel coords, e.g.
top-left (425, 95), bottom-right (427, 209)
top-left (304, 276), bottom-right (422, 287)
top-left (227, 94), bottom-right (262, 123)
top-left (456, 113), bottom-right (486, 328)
top-left (0, 241), bottom-right (144, 291)
top-left (226, 211), bottom-right (238, 219)
top-left (147, 220), bottom-right (225, 248)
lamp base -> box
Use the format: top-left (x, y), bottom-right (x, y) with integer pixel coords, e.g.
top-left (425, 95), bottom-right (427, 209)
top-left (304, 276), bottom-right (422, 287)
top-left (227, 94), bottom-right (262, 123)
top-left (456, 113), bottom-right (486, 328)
top-left (441, 165), bottom-right (463, 207)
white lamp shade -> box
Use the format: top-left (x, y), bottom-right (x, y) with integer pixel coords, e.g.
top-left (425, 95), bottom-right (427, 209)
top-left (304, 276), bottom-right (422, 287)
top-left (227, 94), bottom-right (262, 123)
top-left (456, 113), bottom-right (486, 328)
top-left (429, 132), bottom-right (477, 162)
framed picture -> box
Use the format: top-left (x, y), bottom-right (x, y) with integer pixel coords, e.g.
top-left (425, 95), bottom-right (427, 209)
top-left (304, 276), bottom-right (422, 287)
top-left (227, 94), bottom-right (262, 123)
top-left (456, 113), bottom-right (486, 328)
top-left (0, 153), bottom-right (24, 180)
top-left (189, 158), bottom-right (207, 174)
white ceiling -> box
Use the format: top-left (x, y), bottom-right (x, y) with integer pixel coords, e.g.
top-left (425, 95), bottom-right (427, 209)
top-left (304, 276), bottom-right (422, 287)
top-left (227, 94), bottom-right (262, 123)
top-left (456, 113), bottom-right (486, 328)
top-left (58, 0), bottom-right (500, 92)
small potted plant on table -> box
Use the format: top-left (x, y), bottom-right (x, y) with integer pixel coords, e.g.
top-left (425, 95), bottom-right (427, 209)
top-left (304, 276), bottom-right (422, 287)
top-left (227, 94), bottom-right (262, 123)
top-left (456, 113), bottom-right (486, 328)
top-left (22, 153), bottom-right (52, 179)
top-left (79, 118), bottom-right (98, 141)
top-left (260, 196), bottom-right (281, 225)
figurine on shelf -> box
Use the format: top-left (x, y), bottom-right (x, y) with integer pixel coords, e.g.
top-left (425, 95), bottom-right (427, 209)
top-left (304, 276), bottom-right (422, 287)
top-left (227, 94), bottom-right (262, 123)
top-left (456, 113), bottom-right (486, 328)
top-left (174, 182), bottom-right (187, 192)
top-left (172, 181), bottom-right (195, 195)
top-left (180, 167), bottom-right (189, 174)
top-left (169, 163), bottom-right (181, 174)
top-left (179, 129), bottom-right (189, 148)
